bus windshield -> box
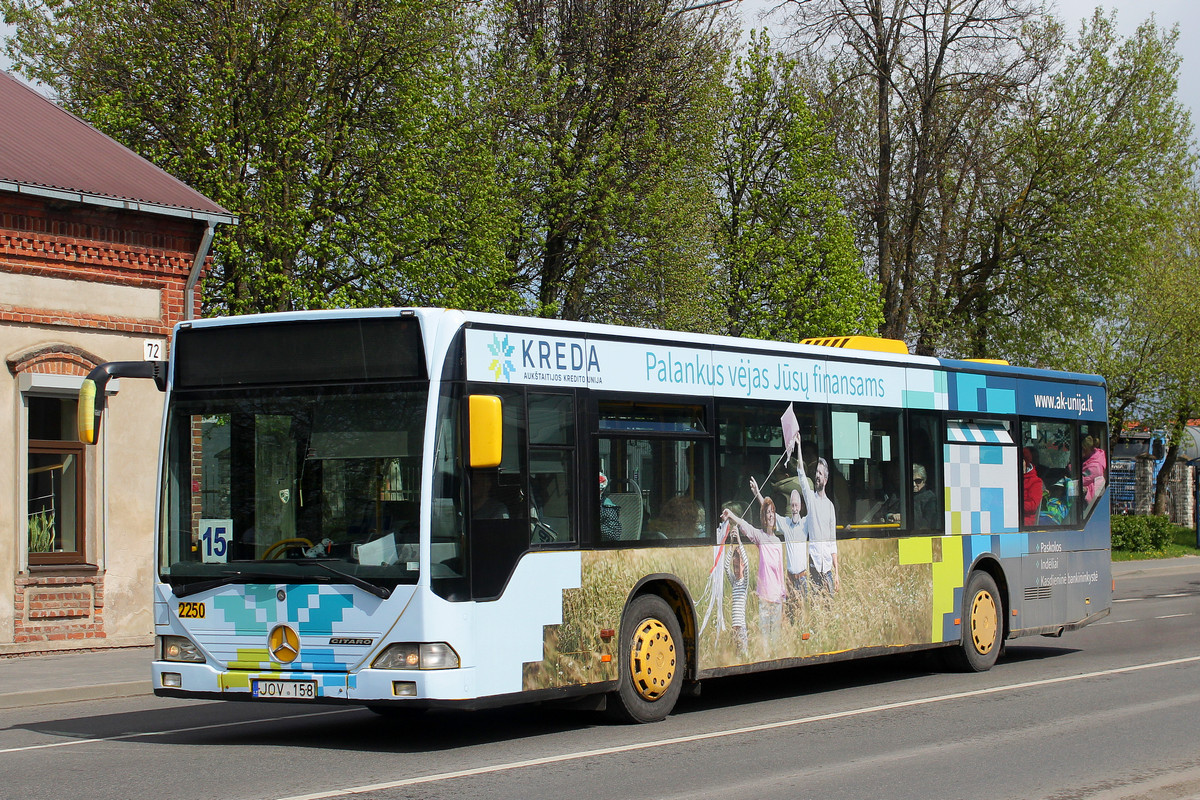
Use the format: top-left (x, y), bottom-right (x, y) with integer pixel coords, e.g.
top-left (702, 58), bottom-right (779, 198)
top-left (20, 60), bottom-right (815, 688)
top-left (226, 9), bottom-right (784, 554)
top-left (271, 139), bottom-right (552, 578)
top-left (159, 384), bottom-right (427, 593)
top-left (1112, 440), bottom-right (1149, 459)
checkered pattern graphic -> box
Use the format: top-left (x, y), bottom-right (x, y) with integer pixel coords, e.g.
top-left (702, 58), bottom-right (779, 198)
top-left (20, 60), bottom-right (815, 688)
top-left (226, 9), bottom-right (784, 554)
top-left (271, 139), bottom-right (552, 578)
top-left (898, 535), bottom-right (965, 643)
top-left (286, 585), bottom-right (354, 633)
top-left (214, 584), bottom-right (278, 632)
top-left (208, 584), bottom-right (367, 670)
top-left (945, 443), bottom-right (1019, 534)
top-left (947, 372), bottom-right (1016, 414)
top-left (213, 584), bottom-right (354, 634)
top-left (902, 368), bottom-right (950, 410)
top-left (946, 420), bottom-right (1014, 444)
top-left (478, 551), bottom-right (583, 697)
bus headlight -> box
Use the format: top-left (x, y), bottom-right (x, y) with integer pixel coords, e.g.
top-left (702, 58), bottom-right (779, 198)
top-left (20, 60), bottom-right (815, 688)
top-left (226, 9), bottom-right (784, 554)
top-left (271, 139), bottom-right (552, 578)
top-left (372, 643), bottom-right (460, 670)
top-left (159, 635), bottom-right (205, 663)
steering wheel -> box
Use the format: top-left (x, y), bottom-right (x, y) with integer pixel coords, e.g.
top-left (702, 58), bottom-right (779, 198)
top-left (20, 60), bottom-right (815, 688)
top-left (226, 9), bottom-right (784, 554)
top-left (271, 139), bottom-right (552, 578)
top-left (264, 537), bottom-right (313, 559)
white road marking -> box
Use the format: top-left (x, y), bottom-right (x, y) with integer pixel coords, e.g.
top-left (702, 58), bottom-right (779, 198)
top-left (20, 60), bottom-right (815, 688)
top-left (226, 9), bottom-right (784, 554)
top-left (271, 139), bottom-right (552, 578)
top-left (271, 655), bottom-right (1200, 800)
top-left (1115, 593), bottom-right (1198, 603)
top-left (1155, 613), bottom-right (1193, 620)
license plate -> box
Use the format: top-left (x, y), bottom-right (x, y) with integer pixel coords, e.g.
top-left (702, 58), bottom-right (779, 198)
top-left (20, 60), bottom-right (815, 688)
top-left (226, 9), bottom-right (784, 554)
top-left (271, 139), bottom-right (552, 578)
top-left (251, 680), bottom-right (316, 699)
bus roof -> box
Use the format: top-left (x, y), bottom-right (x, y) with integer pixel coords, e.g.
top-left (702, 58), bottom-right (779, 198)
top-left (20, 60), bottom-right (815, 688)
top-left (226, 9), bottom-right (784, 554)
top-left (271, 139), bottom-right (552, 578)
top-left (176, 306), bottom-right (1105, 387)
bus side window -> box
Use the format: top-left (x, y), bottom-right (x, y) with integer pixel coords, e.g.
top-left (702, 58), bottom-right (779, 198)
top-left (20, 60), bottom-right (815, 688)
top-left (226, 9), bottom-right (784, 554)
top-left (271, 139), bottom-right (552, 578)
top-left (1022, 418), bottom-right (1081, 528)
top-left (1079, 420), bottom-right (1107, 515)
top-left (467, 385), bottom-right (529, 600)
top-left (431, 387), bottom-right (467, 600)
top-left (829, 407), bottom-right (902, 535)
top-left (598, 401), bottom-right (711, 545)
top-left (528, 393), bottom-right (576, 544)
top-left (908, 412), bottom-right (943, 533)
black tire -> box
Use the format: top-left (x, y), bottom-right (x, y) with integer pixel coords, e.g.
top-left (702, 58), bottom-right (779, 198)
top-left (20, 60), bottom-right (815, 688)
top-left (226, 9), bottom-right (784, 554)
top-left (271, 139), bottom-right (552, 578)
top-left (609, 594), bottom-right (684, 723)
top-left (945, 570), bottom-right (1004, 672)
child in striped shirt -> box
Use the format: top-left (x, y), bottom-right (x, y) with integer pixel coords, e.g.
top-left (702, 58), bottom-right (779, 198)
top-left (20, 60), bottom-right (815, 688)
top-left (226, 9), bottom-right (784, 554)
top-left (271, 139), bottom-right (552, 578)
top-left (724, 529), bottom-right (749, 656)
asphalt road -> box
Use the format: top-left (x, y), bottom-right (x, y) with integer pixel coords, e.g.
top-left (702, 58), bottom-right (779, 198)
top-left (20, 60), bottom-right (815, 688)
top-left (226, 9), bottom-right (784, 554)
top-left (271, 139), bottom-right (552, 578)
top-left (2, 561), bottom-right (1197, 800)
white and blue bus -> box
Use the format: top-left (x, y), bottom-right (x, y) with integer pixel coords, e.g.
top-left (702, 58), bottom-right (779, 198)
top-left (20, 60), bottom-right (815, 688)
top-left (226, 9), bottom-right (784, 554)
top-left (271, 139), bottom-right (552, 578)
top-left (78, 308), bottom-right (1111, 722)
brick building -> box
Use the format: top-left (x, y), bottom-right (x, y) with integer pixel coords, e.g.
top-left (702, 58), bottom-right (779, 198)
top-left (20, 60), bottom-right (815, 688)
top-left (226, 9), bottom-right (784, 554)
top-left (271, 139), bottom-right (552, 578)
top-left (0, 71), bottom-right (233, 653)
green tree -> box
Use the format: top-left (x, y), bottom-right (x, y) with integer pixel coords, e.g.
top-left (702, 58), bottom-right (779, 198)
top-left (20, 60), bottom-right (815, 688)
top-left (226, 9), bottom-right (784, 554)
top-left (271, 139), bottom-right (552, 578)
top-left (3, 0), bottom-right (518, 314)
top-left (781, 0), bottom-right (1050, 349)
top-left (950, 12), bottom-right (1195, 364)
top-left (481, 0), bottom-right (735, 329)
top-left (713, 31), bottom-right (881, 341)
top-left (1084, 184), bottom-right (1200, 513)
top-left (779, 3), bottom-right (1193, 361)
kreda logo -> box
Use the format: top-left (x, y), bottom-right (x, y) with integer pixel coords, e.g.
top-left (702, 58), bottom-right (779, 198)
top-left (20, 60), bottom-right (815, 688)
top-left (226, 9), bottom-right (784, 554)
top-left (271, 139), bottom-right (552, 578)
top-left (487, 333), bottom-right (516, 381)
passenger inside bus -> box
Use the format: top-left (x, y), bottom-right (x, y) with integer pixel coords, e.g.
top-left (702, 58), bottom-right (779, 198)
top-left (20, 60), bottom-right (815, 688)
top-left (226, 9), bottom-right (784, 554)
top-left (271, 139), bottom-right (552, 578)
top-left (912, 464), bottom-right (939, 529)
top-left (650, 494), bottom-right (703, 539)
top-left (470, 470), bottom-right (511, 519)
top-left (1041, 479), bottom-right (1070, 525)
top-left (1021, 447), bottom-right (1043, 526)
top-left (1081, 435), bottom-right (1107, 503)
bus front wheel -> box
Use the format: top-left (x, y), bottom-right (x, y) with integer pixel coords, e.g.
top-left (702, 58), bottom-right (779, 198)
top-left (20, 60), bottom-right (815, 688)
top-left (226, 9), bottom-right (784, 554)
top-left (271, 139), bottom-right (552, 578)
top-left (610, 594), bottom-right (683, 723)
top-left (946, 570), bottom-right (1004, 672)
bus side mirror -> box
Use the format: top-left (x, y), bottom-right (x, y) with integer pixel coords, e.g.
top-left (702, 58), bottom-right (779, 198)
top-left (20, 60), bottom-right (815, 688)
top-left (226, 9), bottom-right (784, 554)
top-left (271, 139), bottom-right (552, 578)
top-left (77, 360), bottom-right (168, 445)
top-left (468, 394), bottom-right (503, 469)
top-left (77, 378), bottom-right (101, 444)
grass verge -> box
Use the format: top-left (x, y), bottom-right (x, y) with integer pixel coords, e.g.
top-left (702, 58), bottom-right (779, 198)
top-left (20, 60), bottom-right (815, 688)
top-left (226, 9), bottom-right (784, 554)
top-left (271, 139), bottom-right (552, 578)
top-left (1111, 526), bottom-right (1200, 561)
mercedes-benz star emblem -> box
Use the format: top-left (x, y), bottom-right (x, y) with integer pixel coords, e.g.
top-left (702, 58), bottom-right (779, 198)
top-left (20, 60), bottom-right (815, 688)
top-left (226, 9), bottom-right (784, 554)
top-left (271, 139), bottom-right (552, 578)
top-left (268, 624), bottom-right (300, 663)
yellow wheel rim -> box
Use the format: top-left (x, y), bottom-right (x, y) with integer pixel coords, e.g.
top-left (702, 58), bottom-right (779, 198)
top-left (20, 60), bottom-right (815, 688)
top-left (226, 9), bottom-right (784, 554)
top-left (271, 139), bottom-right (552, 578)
top-left (970, 589), bottom-right (998, 655)
top-left (629, 617), bottom-right (676, 702)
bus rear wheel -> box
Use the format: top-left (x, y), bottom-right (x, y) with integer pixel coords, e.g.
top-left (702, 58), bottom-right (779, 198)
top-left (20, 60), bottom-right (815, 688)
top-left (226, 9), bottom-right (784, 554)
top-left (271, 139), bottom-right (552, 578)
top-left (609, 594), bottom-right (683, 723)
top-left (946, 570), bottom-right (1003, 672)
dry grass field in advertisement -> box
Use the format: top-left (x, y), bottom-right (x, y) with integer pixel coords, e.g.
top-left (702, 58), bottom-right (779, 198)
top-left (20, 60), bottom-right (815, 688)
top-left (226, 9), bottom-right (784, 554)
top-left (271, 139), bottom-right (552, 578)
top-left (523, 538), bottom-right (934, 690)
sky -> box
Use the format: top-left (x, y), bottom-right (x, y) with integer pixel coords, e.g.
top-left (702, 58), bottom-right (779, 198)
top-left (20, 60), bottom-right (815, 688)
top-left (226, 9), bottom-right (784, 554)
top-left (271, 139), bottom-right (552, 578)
top-left (1055, 1), bottom-right (1200, 122)
top-left (1, 1), bottom-right (1198, 123)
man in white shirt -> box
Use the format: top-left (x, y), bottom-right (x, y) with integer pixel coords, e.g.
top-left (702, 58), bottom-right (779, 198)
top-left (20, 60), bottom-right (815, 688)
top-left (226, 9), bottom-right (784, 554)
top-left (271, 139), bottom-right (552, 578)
top-left (796, 438), bottom-right (840, 595)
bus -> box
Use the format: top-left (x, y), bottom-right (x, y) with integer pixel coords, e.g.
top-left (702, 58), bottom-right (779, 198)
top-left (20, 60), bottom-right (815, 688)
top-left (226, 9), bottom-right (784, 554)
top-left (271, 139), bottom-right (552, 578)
top-left (77, 308), bottom-right (1111, 722)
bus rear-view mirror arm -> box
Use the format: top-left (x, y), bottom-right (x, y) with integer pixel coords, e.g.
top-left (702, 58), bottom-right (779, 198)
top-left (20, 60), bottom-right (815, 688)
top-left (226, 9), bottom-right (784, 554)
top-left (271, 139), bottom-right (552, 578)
top-left (77, 360), bottom-right (168, 445)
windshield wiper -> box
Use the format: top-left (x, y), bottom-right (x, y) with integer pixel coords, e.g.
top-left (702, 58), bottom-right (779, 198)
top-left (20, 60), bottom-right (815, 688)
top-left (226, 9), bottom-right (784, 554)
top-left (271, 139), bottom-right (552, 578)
top-left (173, 569), bottom-right (261, 598)
top-left (171, 561), bottom-right (393, 599)
top-left (307, 560), bottom-right (392, 599)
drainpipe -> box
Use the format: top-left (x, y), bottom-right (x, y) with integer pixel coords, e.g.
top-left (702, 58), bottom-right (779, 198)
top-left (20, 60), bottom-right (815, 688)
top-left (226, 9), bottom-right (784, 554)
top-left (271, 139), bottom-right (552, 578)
top-left (184, 221), bottom-right (217, 321)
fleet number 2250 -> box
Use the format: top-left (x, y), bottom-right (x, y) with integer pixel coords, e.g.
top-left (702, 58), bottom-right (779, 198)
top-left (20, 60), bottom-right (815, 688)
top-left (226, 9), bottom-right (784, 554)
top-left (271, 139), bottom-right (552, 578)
top-left (178, 602), bottom-right (205, 619)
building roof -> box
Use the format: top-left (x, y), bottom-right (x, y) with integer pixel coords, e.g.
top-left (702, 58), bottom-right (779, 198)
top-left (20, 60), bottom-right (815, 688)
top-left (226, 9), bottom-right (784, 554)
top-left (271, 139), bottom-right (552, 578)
top-left (0, 71), bottom-right (233, 224)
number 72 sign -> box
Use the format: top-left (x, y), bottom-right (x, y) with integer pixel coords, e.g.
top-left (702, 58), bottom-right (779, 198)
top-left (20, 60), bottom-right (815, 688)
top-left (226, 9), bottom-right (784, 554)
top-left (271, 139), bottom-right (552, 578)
top-left (199, 518), bottom-right (233, 563)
